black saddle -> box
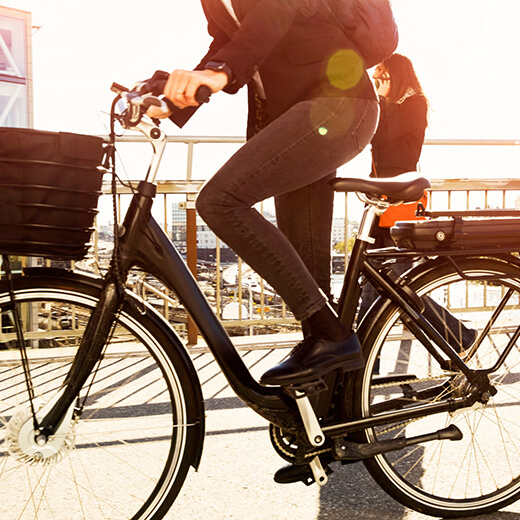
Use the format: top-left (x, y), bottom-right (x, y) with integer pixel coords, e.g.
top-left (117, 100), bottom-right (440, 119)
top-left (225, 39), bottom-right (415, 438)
top-left (330, 172), bottom-right (430, 204)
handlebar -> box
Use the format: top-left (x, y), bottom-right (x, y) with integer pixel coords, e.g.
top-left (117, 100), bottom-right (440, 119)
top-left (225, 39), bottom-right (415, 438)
top-left (111, 71), bottom-right (212, 128)
top-left (109, 72), bottom-right (213, 183)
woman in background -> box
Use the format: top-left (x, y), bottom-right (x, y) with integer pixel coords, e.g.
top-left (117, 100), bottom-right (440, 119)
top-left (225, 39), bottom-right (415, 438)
top-left (359, 53), bottom-right (476, 353)
top-left (358, 53), bottom-right (428, 321)
top-left (371, 53), bottom-right (429, 179)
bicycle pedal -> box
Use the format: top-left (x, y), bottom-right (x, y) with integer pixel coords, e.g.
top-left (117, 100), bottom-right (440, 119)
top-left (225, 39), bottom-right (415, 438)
top-left (274, 458), bottom-right (333, 486)
top-left (283, 378), bottom-right (328, 399)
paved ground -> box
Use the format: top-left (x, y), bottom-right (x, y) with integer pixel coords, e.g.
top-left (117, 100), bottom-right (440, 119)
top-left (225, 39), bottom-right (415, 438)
top-left (166, 346), bottom-right (520, 520)
top-left (3, 335), bottom-right (520, 520)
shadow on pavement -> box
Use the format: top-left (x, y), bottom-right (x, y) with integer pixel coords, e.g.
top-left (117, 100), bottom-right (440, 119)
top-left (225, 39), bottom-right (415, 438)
top-left (317, 461), bottom-right (520, 520)
top-left (317, 461), bottom-right (408, 520)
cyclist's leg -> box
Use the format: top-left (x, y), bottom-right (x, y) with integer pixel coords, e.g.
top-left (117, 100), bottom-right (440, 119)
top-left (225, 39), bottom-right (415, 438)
top-left (197, 97), bottom-right (377, 384)
top-left (275, 173), bottom-right (336, 339)
top-left (274, 171), bottom-right (336, 304)
top-left (196, 97), bottom-right (378, 323)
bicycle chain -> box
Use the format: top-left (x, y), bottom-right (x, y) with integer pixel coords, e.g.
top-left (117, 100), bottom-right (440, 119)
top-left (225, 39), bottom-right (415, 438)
top-left (369, 372), bottom-right (459, 435)
top-left (370, 372), bottom-right (457, 389)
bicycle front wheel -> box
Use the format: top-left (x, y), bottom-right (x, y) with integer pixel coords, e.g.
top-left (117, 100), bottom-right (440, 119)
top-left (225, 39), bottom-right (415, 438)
top-left (0, 271), bottom-right (204, 520)
top-left (355, 255), bottom-right (520, 517)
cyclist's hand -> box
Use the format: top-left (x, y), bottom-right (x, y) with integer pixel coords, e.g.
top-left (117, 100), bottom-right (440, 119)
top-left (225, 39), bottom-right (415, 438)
top-left (164, 69), bottom-right (227, 109)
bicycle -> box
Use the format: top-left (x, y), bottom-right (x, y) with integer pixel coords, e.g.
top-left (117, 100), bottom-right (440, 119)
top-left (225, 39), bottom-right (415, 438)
top-left (2, 81), bottom-right (520, 519)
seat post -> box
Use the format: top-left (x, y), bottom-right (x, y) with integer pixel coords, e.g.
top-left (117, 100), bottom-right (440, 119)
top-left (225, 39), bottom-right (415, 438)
top-left (336, 199), bottom-right (386, 328)
top-left (356, 203), bottom-right (383, 244)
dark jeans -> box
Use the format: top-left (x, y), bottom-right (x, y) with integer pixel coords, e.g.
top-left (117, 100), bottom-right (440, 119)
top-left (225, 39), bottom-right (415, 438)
top-left (275, 171), bottom-right (336, 303)
top-left (196, 96), bottom-right (379, 321)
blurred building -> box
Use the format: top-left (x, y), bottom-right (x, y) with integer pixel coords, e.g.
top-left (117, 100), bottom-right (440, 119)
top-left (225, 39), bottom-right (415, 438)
top-left (0, 5), bottom-right (32, 128)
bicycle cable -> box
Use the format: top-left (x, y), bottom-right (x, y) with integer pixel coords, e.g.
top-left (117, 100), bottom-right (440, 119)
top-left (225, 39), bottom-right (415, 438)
top-left (75, 315), bottom-right (121, 417)
top-left (108, 97), bottom-right (148, 317)
top-left (2, 255), bottom-right (38, 430)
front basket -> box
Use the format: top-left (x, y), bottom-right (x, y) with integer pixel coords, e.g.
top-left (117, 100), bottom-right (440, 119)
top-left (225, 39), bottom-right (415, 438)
top-left (0, 128), bottom-right (107, 261)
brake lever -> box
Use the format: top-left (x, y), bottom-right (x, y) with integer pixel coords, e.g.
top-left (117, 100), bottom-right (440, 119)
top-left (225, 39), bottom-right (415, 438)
top-left (112, 76), bottom-right (212, 130)
top-left (118, 90), bottom-right (170, 126)
top-left (111, 82), bottom-right (129, 95)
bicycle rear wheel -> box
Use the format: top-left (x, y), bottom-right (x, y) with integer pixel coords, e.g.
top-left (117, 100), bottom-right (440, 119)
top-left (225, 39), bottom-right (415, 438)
top-left (355, 255), bottom-right (520, 517)
top-left (0, 271), bottom-right (204, 520)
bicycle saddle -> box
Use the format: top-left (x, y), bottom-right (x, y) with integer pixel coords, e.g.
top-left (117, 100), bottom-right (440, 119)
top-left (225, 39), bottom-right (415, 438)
top-left (330, 172), bottom-right (430, 204)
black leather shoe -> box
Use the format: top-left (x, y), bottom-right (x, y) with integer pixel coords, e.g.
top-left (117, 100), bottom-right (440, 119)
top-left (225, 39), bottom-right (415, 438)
top-left (260, 333), bottom-right (364, 386)
top-left (274, 463), bottom-right (317, 486)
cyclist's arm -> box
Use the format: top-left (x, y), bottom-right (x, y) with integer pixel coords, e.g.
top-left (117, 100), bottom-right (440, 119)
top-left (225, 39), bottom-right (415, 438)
top-left (166, 19), bottom-right (234, 126)
top-left (165, 0), bottom-right (299, 126)
top-left (207, 0), bottom-right (299, 89)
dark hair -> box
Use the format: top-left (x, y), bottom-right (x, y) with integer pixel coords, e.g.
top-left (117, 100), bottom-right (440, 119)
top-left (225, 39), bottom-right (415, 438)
top-left (383, 53), bottom-right (429, 109)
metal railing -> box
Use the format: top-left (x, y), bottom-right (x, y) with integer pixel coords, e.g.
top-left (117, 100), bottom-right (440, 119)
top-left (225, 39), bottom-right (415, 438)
top-left (92, 135), bottom-right (520, 344)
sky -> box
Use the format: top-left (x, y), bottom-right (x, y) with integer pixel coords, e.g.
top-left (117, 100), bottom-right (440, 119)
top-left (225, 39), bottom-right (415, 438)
top-left (2, 0), bottom-right (520, 219)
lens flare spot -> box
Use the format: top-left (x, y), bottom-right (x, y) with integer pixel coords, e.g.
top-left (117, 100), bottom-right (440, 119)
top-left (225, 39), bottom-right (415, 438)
top-left (318, 127), bottom-right (328, 136)
top-left (326, 49), bottom-right (364, 90)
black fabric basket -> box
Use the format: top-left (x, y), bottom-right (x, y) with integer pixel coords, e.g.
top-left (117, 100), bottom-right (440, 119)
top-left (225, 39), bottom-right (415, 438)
top-left (0, 128), bottom-right (106, 260)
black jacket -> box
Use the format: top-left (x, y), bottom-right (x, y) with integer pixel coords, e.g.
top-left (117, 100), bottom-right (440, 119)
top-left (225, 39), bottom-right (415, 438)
top-left (371, 94), bottom-right (428, 177)
top-left (171, 0), bottom-right (376, 134)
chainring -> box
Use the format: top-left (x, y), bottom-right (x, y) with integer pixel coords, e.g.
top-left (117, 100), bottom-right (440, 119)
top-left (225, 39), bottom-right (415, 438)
top-left (269, 423), bottom-right (330, 464)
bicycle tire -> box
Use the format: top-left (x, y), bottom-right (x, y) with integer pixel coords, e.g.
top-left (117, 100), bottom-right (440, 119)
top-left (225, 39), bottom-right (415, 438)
top-left (0, 270), bottom-right (204, 520)
top-left (354, 255), bottom-right (520, 517)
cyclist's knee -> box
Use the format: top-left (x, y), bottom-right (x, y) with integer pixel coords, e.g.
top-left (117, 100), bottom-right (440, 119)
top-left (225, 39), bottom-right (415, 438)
top-left (196, 182), bottom-right (225, 223)
top-left (196, 179), bottom-right (247, 222)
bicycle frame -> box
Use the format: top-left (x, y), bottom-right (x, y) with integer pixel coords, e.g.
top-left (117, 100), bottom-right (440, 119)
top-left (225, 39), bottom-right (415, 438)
top-left (34, 94), bottom-right (520, 444)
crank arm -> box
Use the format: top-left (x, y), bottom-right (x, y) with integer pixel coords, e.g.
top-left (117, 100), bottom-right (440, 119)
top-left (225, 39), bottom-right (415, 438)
top-left (294, 391), bottom-right (325, 447)
top-left (333, 424), bottom-right (462, 460)
top-left (284, 380), bottom-right (328, 448)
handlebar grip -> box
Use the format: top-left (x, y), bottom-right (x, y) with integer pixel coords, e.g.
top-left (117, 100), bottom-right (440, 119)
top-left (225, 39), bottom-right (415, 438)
top-left (139, 76), bottom-right (211, 106)
top-left (195, 85), bottom-right (212, 104)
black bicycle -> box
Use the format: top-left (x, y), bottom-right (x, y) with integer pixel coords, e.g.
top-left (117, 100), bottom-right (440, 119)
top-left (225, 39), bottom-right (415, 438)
top-left (2, 83), bottom-right (520, 519)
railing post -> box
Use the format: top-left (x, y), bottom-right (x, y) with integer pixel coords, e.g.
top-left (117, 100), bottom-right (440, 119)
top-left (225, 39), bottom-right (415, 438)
top-left (185, 193), bottom-right (199, 345)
